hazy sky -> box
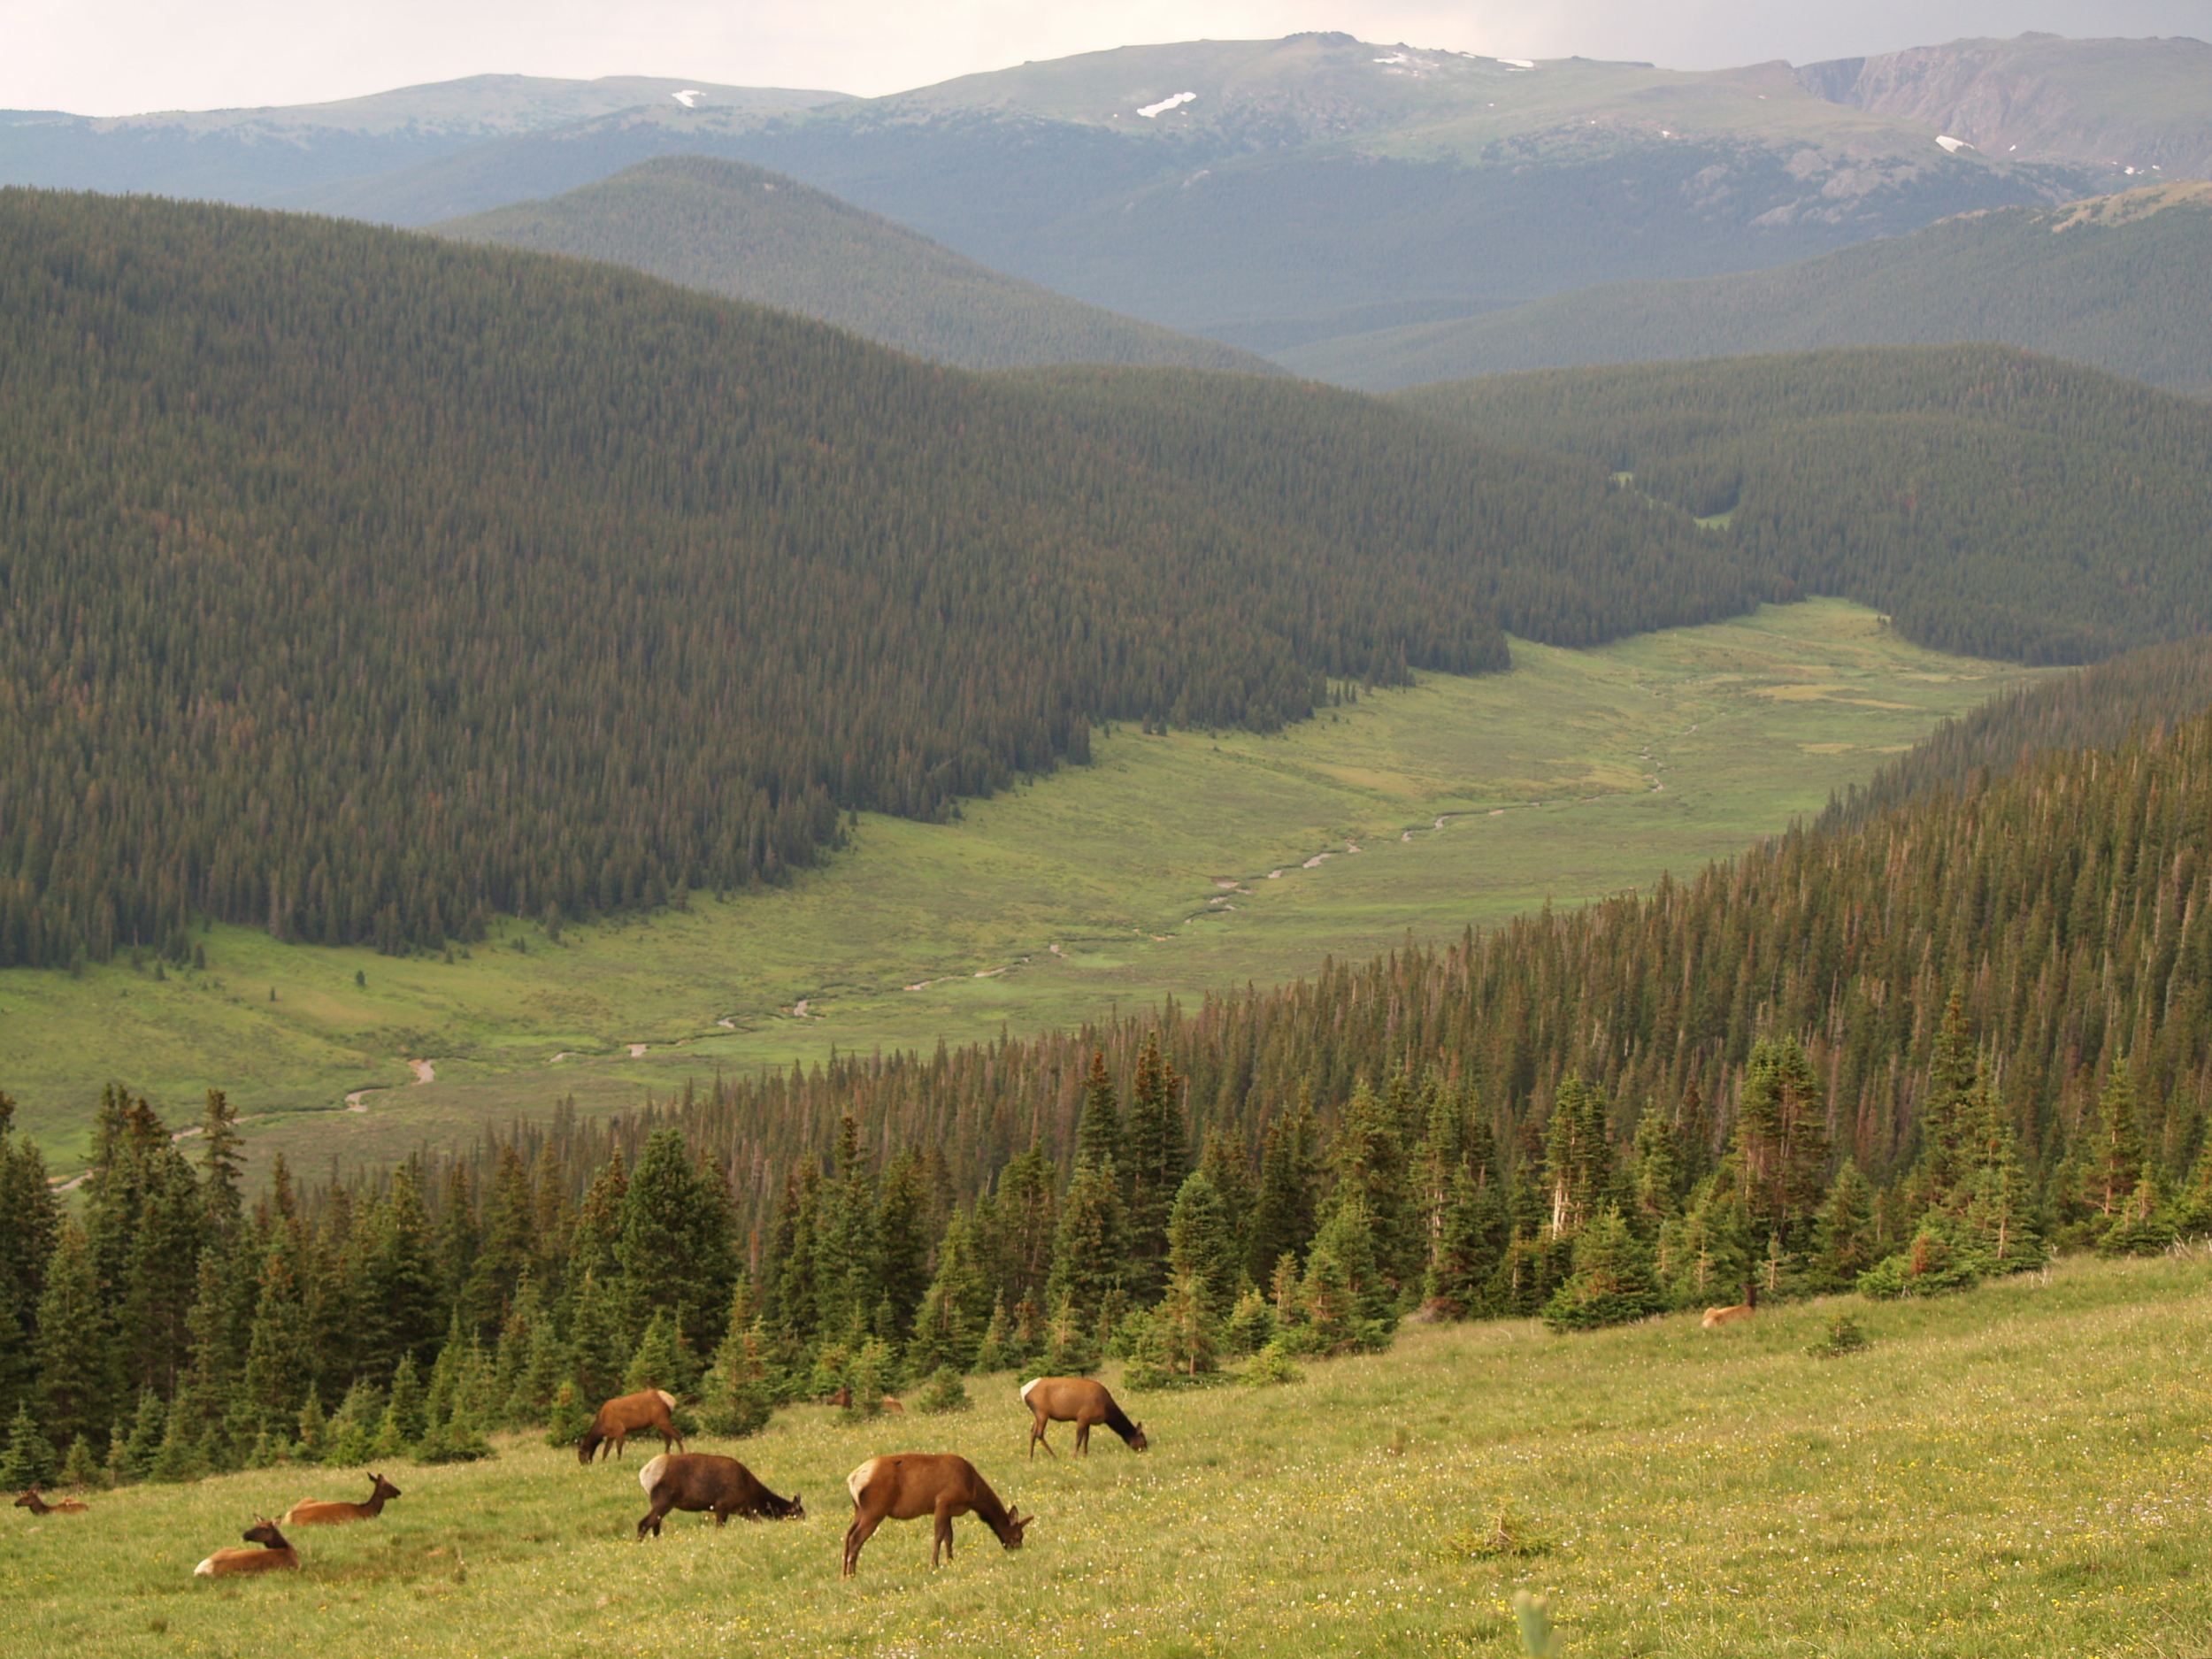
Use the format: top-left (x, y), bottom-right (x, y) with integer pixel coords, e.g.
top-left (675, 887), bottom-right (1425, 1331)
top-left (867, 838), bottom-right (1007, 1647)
top-left (10, 0), bottom-right (2208, 116)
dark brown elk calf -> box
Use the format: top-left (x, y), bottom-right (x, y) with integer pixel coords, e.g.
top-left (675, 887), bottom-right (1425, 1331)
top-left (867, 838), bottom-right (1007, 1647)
top-left (283, 1472), bottom-right (401, 1525)
top-left (841, 1453), bottom-right (1032, 1578)
top-left (1021, 1376), bottom-right (1147, 1458)
top-left (634, 1452), bottom-right (803, 1539)
top-left (194, 1517), bottom-right (300, 1578)
top-left (578, 1388), bottom-right (684, 1463)
top-left (14, 1488), bottom-right (88, 1515)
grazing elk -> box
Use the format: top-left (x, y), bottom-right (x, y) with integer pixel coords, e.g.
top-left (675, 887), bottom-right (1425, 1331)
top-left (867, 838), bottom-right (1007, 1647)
top-left (283, 1472), bottom-right (401, 1525)
top-left (578, 1388), bottom-right (685, 1463)
top-left (1021, 1376), bottom-right (1147, 1459)
top-left (1701, 1283), bottom-right (1757, 1330)
top-left (841, 1453), bottom-right (1032, 1578)
top-left (13, 1488), bottom-right (88, 1515)
top-left (634, 1453), bottom-right (803, 1540)
top-left (194, 1517), bottom-right (301, 1578)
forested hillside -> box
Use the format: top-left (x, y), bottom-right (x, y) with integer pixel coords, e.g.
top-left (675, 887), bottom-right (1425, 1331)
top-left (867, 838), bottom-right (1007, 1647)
top-left (434, 157), bottom-right (1274, 373)
top-left (1281, 182), bottom-right (2212, 393)
top-left (10, 680), bottom-right (2212, 1480)
top-left (0, 188), bottom-right (1756, 972)
top-left (1399, 345), bottom-right (2212, 664)
top-left (1824, 634), bottom-right (2212, 830)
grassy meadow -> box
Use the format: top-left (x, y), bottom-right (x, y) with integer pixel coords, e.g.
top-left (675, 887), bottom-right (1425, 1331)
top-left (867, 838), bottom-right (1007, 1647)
top-left (0, 599), bottom-right (2050, 1174)
top-left (7, 1253), bottom-right (2211, 1657)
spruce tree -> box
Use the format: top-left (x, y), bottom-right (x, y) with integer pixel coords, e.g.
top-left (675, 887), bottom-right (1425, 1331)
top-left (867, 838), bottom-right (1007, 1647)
top-left (1045, 1157), bottom-right (1123, 1322)
top-left (364, 1164), bottom-right (442, 1380)
top-left (1073, 1049), bottom-right (1123, 1173)
top-left (623, 1307), bottom-right (700, 1395)
top-left (1542, 1205), bottom-right (1662, 1333)
top-left (1732, 1037), bottom-right (1830, 1251)
top-left (1123, 1034), bottom-right (1190, 1302)
top-left (0, 1092), bottom-right (59, 1424)
top-left (991, 1142), bottom-right (1058, 1311)
top-left (1247, 1089), bottom-right (1319, 1286)
top-left (0, 1400), bottom-right (57, 1489)
top-left (874, 1148), bottom-right (931, 1343)
top-left (238, 1240), bottom-right (315, 1440)
top-left (1809, 1162), bottom-right (1879, 1292)
top-left (32, 1220), bottom-right (111, 1456)
top-left (907, 1210), bottom-right (986, 1378)
top-left (463, 1143), bottom-right (536, 1337)
top-left (373, 1353), bottom-right (427, 1457)
top-left (1164, 1169), bottom-right (1237, 1315)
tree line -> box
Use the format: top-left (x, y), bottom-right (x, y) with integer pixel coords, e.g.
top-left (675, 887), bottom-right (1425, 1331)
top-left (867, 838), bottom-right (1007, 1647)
top-left (0, 187), bottom-right (1768, 972)
top-left (12, 689), bottom-right (2212, 1484)
top-left (1399, 344), bottom-right (2212, 664)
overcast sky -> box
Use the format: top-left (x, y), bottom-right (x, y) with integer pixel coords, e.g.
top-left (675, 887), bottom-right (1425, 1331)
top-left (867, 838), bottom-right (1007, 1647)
top-left (10, 0), bottom-right (2208, 117)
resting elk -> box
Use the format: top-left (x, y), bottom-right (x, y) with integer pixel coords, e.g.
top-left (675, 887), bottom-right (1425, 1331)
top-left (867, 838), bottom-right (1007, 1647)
top-left (634, 1452), bottom-right (803, 1540)
top-left (194, 1517), bottom-right (301, 1578)
top-left (1701, 1283), bottom-right (1757, 1330)
top-left (283, 1472), bottom-right (401, 1525)
top-left (1021, 1376), bottom-right (1148, 1458)
top-left (578, 1388), bottom-right (685, 1463)
top-left (841, 1453), bottom-right (1033, 1578)
top-left (13, 1488), bottom-right (88, 1515)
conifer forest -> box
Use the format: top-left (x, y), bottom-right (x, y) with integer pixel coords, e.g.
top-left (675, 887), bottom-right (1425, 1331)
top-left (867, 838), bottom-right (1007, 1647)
top-left (6, 144), bottom-right (2212, 1517)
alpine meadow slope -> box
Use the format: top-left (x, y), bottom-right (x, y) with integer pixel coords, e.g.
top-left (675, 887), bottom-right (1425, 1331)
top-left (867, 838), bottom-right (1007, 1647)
top-left (430, 156), bottom-right (1277, 372)
top-left (1279, 180), bottom-right (2212, 391)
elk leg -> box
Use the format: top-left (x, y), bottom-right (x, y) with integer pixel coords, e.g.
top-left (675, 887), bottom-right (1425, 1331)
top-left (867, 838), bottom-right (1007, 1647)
top-left (841, 1513), bottom-right (882, 1578)
top-left (1075, 1417), bottom-right (1092, 1455)
top-left (933, 1502), bottom-right (956, 1567)
top-left (636, 1499), bottom-right (672, 1541)
top-left (1029, 1416), bottom-right (1056, 1460)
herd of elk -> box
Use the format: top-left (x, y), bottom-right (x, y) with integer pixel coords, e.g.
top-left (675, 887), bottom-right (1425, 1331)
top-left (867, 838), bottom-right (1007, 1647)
top-left (14, 1488), bottom-right (88, 1515)
top-left (283, 1472), bottom-right (402, 1525)
top-left (194, 1517), bottom-right (300, 1577)
top-left (1021, 1376), bottom-right (1147, 1459)
top-left (841, 1452), bottom-right (1032, 1578)
top-left (635, 1453), bottom-right (803, 1539)
top-left (578, 1388), bottom-right (686, 1463)
top-left (1701, 1283), bottom-right (1758, 1329)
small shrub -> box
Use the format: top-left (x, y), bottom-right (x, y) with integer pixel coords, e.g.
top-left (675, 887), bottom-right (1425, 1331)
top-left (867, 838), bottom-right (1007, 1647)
top-left (1120, 1357), bottom-right (1177, 1393)
top-left (542, 1381), bottom-right (594, 1449)
top-left (1223, 1287), bottom-right (1280, 1356)
top-left (1805, 1313), bottom-right (1871, 1358)
top-left (1242, 1340), bottom-right (1304, 1386)
top-left (1451, 1498), bottom-right (1550, 1562)
top-left (915, 1367), bottom-right (972, 1415)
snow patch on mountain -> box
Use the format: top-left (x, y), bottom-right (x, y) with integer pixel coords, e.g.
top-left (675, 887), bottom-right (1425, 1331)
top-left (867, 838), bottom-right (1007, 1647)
top-left (1138, 91), bottom-right (1197, 118)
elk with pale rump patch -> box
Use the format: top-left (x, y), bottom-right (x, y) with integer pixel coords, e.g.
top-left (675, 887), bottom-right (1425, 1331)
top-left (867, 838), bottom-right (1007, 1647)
top-left (841, 1453), bottom-right (1033, 1578)
top-left (14, 1488), bottom-right (88, 1515)
top-left (578, 1388), bottom-right (684, 1463)
top-left (283, 1472), bottom-right (401, 1525)
top-left (634, 1452), bottom-right (803, 1539)
top-left (1701, 1283), bottom-right (1757, 1329)
top-left (194, 1517), bottom-right (300, 1577)
top-left (1021, 1376), bottom-right (1147, 1458)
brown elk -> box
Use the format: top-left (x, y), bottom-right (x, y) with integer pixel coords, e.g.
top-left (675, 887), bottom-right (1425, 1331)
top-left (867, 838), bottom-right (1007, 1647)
top-left (194, 1517), bottom-right (301, 1578)
top-left (578, 1388), bottom-right (684, 1463)
top-left (1701, 1283), bottom-right (1757, 1329)
top-left (634, 1452), bottom-right (803, 1540)
top-left (282, 1471), bottom-right (402, 1525)
top-left (841, 1453), bottom-right (1033, 1578)
top-left (1021, 1376), bottom-right (1147, 1458)
top-left (13, 1488), bottom-right (88, 1515)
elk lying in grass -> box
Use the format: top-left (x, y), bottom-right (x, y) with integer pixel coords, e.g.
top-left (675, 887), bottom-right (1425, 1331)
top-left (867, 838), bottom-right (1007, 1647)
top-left (1701, 1283), bottom-right (1757, 1329)
top-left (1021, 1376), bottom-right (1147, 1458)
top-left (635, 1453), bottom-right (803, 1539)
top-left (13, 1488), bottom-right (88, 1515)
top-left (578, 1388), bottom-right (684, 1463)
top-left (283, 1472), bottom-right (401, 1525)
top-left (194, 1517), bottom-right (300, 1578)
top-left (841, 1453), bottom-right (1032, 1578)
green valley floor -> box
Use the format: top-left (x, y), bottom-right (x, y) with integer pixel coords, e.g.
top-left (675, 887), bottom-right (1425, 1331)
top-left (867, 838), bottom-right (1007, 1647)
top-left (0, 599), bottom-right (2050, 1172)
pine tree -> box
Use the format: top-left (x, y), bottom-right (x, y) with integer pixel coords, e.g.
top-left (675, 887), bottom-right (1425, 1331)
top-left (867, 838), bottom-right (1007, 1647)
top-left (0, 1400), bottom-right (57, 1489)
top-left (2084, 1066), bottom-right (2148, 1222)
top-left (1074, 1049), bottom-right (1123, 1172)
top-left (1425, 1164), bottom-right (1506, 1318)
top-left (1543, 1076), bottom-right (1613, 1240)
top-left (463, 1143), bottom-right (536, 1337)
top-left (32, 1220), bottom-right (111, 1456)
top-left (1542, 1205), bottom-right (1663, 1333)
top-left (1809, 1162), bottom-right (1879, 1291)
top-left (57, 1432), bottom-right (97, 1492)
top-left (1626, 1101), bottom-right (1686, 1237)
top-left (1164, 1169), bottom-right (1237, 1316)
top-left (1123, 1034), bottom-right (1189, 1302)
top-left (874, 1148), bottom-right (931, 1343)
top-left (907, 1211), bottom-right (986, 1377)
top-left (1155, 1270), bottom-right (1218, 1378)
top-left (565, 1270), bottom-right (629, 1407)
top-left (1732, 1037), bottom-right (1829, 1251)
top-left (0, 1092), bottom-right (59, 1425)
top-left (810, 1116), bottom-right (879, 1345)
top-left (973, 1293), bottom-right (1018, 1374)
top-left (363, 1164), bottom-right (442, 1380)
top-left (623, 1307), bottom-right (700, 1395)
top-left (1247, 1089), bottom-right (1320, 1286)
top-left (373, 1353), bottom-right (427, 1457)
top-left (237, 1240), bottom-right (315, 1440)
top-left (1045, 1157), bottom-right (1123, 1321)
top-left (990, 1142), bottom-right (1058, 1312)
top-left (116, 1388), bottom-right (167, 1484)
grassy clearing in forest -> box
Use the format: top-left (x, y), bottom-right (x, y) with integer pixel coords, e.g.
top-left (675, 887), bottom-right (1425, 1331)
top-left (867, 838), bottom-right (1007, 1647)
top-left (0, 599), bottom-right (2048, 1174)
top-left (5, 1254), bottom-right (2210, 1657)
